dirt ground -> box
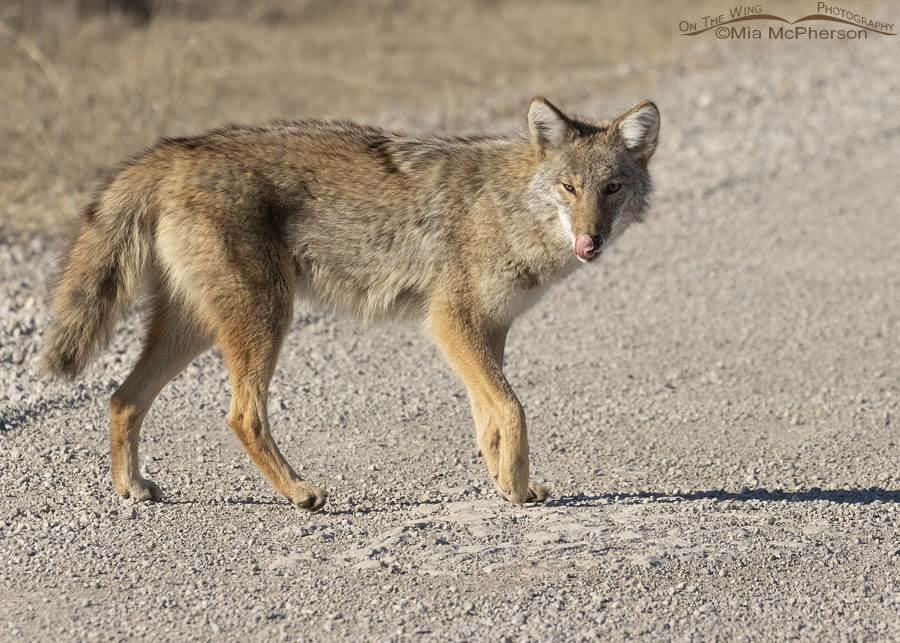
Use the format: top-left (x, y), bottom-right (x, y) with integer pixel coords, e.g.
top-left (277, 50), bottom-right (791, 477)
top-left (2, 1), bottom-right (900, 640)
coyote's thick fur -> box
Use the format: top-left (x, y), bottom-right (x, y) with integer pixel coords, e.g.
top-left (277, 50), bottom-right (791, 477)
top-left (43, 97), bottom-right (660, 510)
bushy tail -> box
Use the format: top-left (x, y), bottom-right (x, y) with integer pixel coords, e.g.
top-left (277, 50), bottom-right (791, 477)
top-left (42, 188), bottom-right (151, 377)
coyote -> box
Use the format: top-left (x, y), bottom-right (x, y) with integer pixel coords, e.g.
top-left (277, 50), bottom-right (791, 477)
top-left (43, 97), bottom-right (659, 511)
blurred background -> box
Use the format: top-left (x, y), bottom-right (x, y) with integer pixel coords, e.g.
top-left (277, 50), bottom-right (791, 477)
top-left (2, 0), bottom-right (895, 240)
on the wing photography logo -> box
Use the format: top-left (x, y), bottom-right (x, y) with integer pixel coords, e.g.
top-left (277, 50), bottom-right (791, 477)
top-left (679, 2), bottom-right (895, 40)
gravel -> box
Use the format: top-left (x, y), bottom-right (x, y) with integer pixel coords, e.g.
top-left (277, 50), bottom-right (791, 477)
top-left (2, 23), bottom-right (900, 643)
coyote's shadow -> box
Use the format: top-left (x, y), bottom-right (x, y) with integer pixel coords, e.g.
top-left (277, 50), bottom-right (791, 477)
top-left (549, 487), bottom-right (900, 507)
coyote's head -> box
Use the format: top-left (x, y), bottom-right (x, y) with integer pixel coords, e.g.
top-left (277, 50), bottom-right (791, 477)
top-left (526, 97), bottom-right (659, 262)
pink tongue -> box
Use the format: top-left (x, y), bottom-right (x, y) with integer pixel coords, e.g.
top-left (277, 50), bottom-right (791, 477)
top-left (574, 234), bottom-right (596, 259)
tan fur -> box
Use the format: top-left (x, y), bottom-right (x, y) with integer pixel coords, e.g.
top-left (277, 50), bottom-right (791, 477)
top-left (42, 97), bottom-right (660, 510)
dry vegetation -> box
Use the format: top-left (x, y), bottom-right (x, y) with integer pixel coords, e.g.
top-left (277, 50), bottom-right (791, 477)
top-left (0, 0), bottom-right (734, 237)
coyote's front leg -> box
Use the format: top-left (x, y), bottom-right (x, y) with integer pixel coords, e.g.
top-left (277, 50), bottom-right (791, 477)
top-left (428, 304), bottom-right (548, 504)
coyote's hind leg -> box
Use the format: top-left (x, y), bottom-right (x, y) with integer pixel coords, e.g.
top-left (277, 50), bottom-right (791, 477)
top-left (217, 284), bottom-right (327, 512)
top-left (110, 297), bottom-right (212, 501)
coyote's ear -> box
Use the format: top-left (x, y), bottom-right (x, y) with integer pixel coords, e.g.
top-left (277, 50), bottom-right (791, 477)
top-left (528, 97), bottom-right (572, 151)
top-left (615, 101), bottom-right (660, 161)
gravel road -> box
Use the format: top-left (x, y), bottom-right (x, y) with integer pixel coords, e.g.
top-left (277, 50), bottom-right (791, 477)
top-left (2, 12), bottom-right (900, 642)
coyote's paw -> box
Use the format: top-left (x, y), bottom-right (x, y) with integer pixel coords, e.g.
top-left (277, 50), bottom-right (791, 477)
top-left (289, 482), bottom-right (328, 512)
top-left (526, 481), bottom-right (549, 503)
top-left (116, 477), bottom-right (163, 502)
top-left (496, 453), bottom-right (531, 504)
top-left (496, 480), bottom-right (549, 505)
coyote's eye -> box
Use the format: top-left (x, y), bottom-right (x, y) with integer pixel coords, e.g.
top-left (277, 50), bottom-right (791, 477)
top-left (604, 183), bottom-right (622, 195)
top-left (561, 183), bottom-right (576, 194)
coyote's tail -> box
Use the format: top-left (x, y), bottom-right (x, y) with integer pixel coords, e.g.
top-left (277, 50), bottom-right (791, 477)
top-left (42, 181), bottom-right (153, 378)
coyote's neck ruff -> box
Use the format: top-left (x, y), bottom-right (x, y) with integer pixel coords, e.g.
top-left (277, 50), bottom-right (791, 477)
top-left (43, 97), bottom-right (659, 511)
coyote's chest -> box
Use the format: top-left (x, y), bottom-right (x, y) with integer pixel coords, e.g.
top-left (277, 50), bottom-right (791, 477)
top-left (484, 250), bottom-right (578, 324)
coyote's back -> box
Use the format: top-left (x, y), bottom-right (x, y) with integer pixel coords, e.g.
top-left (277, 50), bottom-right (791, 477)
top-left (45, 120), bottom-right (455, 380)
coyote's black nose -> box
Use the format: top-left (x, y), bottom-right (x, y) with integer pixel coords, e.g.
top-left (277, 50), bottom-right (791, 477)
top-left (590, 234), bottom-right (604, 248)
